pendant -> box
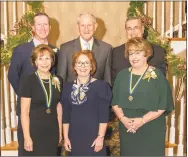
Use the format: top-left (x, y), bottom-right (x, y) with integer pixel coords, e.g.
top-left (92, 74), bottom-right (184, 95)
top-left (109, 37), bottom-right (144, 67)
top-left (46, 108), bottom-right (51, 114)
top-left (128, 95), bottom-right (133, 101)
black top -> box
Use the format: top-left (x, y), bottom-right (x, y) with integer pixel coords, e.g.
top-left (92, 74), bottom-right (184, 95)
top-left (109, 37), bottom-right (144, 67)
top-left (19, 73), bottom-right (63, 156)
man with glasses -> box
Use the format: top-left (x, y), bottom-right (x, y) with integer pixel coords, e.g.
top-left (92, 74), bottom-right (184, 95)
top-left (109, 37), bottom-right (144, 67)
top-left (57, 12), bottom-right (112, 85)
top-left (111, 16), bottom-right (166, 85)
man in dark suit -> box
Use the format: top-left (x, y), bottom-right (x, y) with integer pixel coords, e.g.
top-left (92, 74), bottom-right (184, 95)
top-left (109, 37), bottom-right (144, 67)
top-left (112, 16), bottom-right (166, 85)
top-left (8, 12), bottom-right (58, 155)
top-left (57, 12), bottom-right (112, 85)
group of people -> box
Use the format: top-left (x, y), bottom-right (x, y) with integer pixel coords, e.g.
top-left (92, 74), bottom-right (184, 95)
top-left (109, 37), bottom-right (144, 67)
top-left (8, 12), bottom-right (174, 156)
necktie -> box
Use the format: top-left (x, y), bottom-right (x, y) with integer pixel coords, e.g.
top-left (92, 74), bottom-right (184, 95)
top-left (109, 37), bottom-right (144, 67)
top-left (84, 42), bottom-right (90, 50)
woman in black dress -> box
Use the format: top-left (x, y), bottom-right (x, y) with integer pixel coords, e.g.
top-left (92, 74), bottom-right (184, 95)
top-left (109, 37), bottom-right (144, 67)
top-left (19, 44), bottom-right (62, 156)
top-left (61, 50), bottom-right (112, 156)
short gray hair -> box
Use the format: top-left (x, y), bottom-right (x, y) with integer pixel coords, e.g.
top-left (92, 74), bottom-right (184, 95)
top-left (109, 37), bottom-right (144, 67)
top-left (77, 12), bottom-right (97, 24)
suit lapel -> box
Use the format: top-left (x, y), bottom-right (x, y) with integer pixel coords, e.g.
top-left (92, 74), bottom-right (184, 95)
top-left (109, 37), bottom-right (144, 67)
top-left (29, 40), bottom-right (35, 48)
top-left (72, 37), bottom-right (101, 60)
top-left (91, 38), bottom-right (101, 59)
top-left (28, 40), bottom-right (35, 56)
top-left (73, 38), bottom-right (82, 53)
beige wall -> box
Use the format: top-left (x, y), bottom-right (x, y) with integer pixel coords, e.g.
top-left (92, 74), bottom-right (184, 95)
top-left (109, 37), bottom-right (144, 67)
top-left (44, 2), bottom-right (129, 48)
top-left (1, 1), bottom-right (186, 48)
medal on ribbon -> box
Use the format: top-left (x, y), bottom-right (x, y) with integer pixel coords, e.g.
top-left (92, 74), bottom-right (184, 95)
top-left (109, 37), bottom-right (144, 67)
top-left (35, 71), bottom-right (52, 114)
top-left (129, 65), bottom-right (149, 101)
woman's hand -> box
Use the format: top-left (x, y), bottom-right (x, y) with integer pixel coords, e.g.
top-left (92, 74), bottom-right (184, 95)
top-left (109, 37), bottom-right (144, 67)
top-left (121, 117), bottom-right (136, 133)
top-left (128, 117), bottom-right (144, 132)
top-left (24, 137), bottom-right (33, 151)
top-left (64, 138), bottom-right (72, 152)
top-left (91, 136), bottom-right (104, 152)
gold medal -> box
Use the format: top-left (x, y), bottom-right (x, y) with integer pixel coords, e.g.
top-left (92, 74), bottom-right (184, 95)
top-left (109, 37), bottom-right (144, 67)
top-left (129, 65), bottom-right (149, 102)
top-left (128, 95), bottom-right (133, 101)
top-left (46, 108), bottom-right (51, 114)
top-left (35, 71), bottom-right (53, 115)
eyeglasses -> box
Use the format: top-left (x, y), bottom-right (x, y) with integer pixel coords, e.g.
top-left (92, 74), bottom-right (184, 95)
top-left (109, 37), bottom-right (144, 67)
top-left (76, 61), bottom-right (90, 67)
top-left (126, 26), bottom-right (141, 32)
top-left (129, 51), bottom-right (145, 57)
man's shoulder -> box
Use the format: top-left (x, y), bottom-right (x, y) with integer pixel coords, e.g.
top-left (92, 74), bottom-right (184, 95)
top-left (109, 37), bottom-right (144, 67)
top-left (150, 43), bottom-right (165, 52)
top-left (112, 43), bottom-right (125, 58)
top-left (96, 39), bottom-right (112, 48)
top-left (60, 38), bottom-right (77, 48)
top-left (15, 40), bottom-right (34, 50)
top-left (113, 43), bottom-right (125, 51)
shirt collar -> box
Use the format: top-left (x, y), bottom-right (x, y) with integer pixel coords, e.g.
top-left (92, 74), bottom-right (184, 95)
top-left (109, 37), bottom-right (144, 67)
top-left (79, 36), bottom-right (94, 51)
top-left (33, 37), bottom-right (48, 47)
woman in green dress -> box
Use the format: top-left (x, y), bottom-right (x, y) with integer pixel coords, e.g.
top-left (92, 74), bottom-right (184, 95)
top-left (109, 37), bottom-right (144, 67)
top-left (111, 37), bottom-right (174, 156)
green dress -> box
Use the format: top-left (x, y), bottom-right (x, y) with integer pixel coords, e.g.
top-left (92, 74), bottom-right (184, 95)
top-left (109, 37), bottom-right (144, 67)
top-left (111, 67), bottom-right (174, 156)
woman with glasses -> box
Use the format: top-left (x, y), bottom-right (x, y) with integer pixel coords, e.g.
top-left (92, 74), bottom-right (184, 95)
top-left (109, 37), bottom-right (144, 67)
top-left (61, 50), bottom-right (112, 156)
top-left (19, 44), bottom-right (63, 155)
top-left (112, 37), bottom-right (174, 156)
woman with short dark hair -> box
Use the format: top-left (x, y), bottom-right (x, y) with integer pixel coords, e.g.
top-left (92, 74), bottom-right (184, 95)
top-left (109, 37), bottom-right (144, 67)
top-left (19, 44), bottom-right (62, 156)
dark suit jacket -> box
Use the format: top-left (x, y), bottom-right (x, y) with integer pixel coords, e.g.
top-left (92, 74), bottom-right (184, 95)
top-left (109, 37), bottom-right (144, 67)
top-left (8, 40), bottom-right (58, 115)
top-left (111, 43), bottom-right (166, 85)
top-left (57, 37), bottom-right (112, 85)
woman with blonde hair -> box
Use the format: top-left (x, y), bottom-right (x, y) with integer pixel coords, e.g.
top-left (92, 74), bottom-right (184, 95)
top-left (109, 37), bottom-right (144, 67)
top-left (112, 37), bottom-right (174, 156)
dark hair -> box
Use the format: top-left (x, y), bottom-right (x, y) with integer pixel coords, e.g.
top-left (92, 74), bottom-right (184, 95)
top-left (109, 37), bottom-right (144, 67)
top-left (30, 44), bottom-right (55, 67)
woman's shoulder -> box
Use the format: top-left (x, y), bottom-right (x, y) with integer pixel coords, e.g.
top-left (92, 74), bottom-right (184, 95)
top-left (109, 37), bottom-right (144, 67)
top-left (114, 68), bottom-right (129, 83)
top-left (63, 81), bottom-right (73, 89)
top-left (91, 79), bottom-right (111, 89)
top-left (117, 68), bottom-right (130, 77)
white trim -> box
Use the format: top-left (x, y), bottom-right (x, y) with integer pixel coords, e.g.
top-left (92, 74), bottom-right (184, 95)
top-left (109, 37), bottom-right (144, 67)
top-left (165, 20), bottom-right (186, 36)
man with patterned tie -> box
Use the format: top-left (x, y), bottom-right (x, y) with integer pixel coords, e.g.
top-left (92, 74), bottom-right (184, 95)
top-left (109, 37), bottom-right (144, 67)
top-left (57, 12), bottom-right (112, 85)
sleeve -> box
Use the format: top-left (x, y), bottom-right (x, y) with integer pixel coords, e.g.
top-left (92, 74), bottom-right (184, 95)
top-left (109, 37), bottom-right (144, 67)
top-left (19, 75), bottom-right (32, 98)
top-left (60, 84), bottom-right (71, 123)
top-left (111, 74), bottom-right (120, 106)
top-left (8, 46), bottom-right (22, 95)
top-left (104, 46), bottom-right (112, 86)
top-left (158, 70), bottom-right (174, 115)
top-left (57, 45), bottom-right (67, 81)
top-left (98, 82), bottom-right (112, 123)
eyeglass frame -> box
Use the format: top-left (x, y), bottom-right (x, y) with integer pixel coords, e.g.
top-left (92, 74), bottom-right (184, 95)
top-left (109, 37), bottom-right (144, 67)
top-left (126, 26), bottom-right (142, 32)
top-left (128, 50), bottom-right (146, 57)
top-left (76, 61), bottom-right (91, 67)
